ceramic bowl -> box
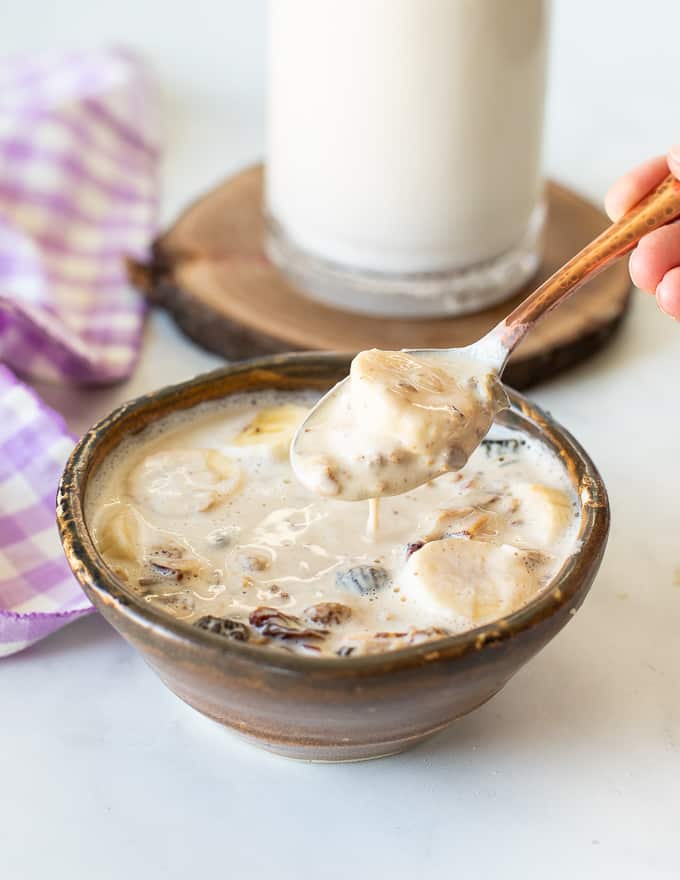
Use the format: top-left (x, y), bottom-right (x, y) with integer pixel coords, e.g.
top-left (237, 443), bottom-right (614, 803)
top-left (57, 353), bottom-right (609, 762)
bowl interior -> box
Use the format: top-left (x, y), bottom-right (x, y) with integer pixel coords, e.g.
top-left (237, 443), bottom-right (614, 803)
top-left (59, 352), bottom-right (609, 672)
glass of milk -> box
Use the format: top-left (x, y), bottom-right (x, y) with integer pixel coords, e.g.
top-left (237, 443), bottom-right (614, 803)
top-left (265, 0), bottom-right (549, 318)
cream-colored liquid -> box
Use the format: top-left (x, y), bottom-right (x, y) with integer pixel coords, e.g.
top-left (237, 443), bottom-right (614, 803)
top-left (85, 391), bottom-right (579, 658)
top-left (292, 349), bottom-right (509, 500)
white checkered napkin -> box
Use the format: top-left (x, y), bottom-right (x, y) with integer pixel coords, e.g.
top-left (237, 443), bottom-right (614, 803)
top-left (0, 364), bottom-right (93, 657)
top-left (0, 46), bottom-right (160, 385)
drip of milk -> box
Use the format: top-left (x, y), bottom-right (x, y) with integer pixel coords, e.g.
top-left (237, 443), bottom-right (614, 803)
top-left (366, 498), bottom-right (380, 540)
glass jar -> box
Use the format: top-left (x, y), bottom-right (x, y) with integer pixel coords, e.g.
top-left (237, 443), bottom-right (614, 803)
top-left (265, 0), bottom-right (549, 317)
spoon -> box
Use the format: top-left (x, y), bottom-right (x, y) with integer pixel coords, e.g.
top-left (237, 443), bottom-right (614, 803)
top-left (292, 173), bottom-right (680, 500)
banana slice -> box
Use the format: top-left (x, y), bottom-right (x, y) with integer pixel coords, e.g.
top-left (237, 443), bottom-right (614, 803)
top-left (129, 449), bottom-right (240, 516)
top-left (349, 349), bottom-right (507, 454)
top-left (401, 538), bottom-right (544, 623)
top-left (230, 405), bottom-right (308, 459)
top-left (349, 350), bottom-right (464, 453)
top-left (92, 505), bottom-right (193, 566)
top-left (421, 503), bottom-right (506, 544)
top-left (510, 483), bottom-right (574, 550)
top-left (93, 504), bottom-right (143, 562)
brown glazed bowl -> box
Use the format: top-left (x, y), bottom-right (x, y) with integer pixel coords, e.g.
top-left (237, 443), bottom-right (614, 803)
top-left (57, 354), bottom-right (609, 762)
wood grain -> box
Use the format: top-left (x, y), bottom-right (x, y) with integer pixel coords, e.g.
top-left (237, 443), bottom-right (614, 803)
top-left (130, 165), bottom-right (633, 389)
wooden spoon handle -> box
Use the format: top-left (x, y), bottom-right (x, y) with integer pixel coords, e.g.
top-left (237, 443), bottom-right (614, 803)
top-left (497, 173), bottom-right (680, 357)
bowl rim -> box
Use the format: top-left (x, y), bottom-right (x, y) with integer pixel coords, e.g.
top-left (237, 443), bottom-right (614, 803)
top-left (57, 352), bottom-right (610, 676)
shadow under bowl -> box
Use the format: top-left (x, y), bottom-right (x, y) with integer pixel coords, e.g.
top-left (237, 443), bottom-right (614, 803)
top-left (57, 353), bottom-right (609, 762)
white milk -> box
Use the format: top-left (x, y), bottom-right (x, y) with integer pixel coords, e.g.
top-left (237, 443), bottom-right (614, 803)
top-left (266, 0), bottom-right (549, 316)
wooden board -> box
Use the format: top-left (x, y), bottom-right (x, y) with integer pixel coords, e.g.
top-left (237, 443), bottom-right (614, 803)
top-left (130, 165), bottom-right (632, 389)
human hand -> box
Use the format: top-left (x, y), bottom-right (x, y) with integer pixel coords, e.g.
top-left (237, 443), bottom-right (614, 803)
top-left (605, 147), bottom-right (680, 319)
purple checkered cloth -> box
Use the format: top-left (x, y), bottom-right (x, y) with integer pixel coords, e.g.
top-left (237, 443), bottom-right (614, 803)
top-left (0, 48), bottom-right (160, 656)
top-left (0, 365), bottom-right (92, 656)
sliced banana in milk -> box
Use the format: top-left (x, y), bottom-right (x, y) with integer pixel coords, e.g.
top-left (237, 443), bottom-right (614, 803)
top-left (229, 405), bottom-right (308, 459)
top-left (129, 448), bottom-right (240, 516)
top-left (92, 504), bottom-right (188, 565)
top-left (510, 483), bottom-right (574, 550)
top-left (421, 502), bottom-right (506, 544)
top-left (349, 349), bottom-right (464, 452)
top-left (94, 504), bottom-right (144, 562)
top-left (401, 537), bottom-right (543, 623)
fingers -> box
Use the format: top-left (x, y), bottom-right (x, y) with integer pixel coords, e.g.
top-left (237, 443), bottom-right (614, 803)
top-left (628, 220), bottom-right (680, 292)
top-left (605, 147), bottom-right (680, 321)
top-left (668, 144), bottom-right (680, 180)
top-left (656, 266), bottom-right (680, 320)
top-left (604, 155), bottom-right (669, 220)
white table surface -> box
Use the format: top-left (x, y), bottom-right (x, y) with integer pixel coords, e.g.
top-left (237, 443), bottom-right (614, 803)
top-left (2, 2), bottom-right (680, 877)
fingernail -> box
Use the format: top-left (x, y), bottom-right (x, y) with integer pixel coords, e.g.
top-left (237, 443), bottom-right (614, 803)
top-left (669, 143), bottom-right (680, 164)
top-left (628, 246), bottom-right (643, 288)
top-left (656, 279), bottom-right (680, 321)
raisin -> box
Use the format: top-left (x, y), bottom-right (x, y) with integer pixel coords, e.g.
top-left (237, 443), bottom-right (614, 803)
top-left (481, 438), bottom-right (525, 456)
top-left (195, 615), bottom-right (250, 642)
top-left (145, 545), bottom-right (201, 582)
top-left (249, 607), bottom-right (328, 641)
top-left (335, 564), bottom-right (390, 596)
top-left (304, 602), bottom-right (352, 626)
top-left (405, 541), bottom-right (425, 560)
